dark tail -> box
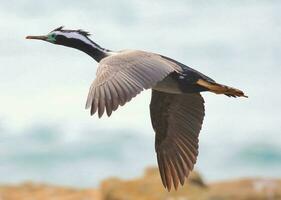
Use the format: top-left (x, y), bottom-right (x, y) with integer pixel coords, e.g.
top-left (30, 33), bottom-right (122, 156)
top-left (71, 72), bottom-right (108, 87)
top-left (196, 79), bottom-right (248, 98)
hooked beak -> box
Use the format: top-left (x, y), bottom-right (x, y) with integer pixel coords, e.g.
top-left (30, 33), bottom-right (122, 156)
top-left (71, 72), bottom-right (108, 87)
top-left (25, 35), bottom-right (48, 41)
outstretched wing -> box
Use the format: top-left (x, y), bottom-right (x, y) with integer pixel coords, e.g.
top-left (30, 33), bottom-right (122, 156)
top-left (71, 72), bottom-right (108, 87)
top-left (150, 90), bottom-right (205, 191)
top-left (86, 50), bottom-right (181, 117)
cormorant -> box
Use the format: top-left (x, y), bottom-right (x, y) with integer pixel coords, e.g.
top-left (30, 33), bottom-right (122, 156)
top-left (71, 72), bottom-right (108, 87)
top-left (26, 26), bottom-right (247, 191)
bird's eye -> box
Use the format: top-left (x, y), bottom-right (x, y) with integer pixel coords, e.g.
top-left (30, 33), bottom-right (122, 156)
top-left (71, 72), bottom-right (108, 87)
top-left (46, 33), bottom-right (57, 43)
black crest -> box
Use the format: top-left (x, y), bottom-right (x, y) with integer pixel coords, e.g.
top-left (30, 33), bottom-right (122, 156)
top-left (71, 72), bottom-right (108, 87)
top-left (51, 26), bottom-right (91, 37)
top-left (77, 29), bottom-right (91, 37)
top-left (51, 26), bottom-right (64, 32)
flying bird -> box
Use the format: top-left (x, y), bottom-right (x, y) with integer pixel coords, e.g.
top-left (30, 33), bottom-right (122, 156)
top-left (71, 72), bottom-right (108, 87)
top-left (26, 26), bottom-right (247, 191)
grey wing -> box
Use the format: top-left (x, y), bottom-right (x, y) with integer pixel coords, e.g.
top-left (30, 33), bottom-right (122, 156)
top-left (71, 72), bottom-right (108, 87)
top-left (150, 90), bottom-right (205, 191)
top-left (86, 50), bottom-right (181, 118)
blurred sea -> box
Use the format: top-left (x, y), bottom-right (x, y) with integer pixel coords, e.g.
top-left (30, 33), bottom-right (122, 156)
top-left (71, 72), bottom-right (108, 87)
top-left (1, 123), bottom-right (281, 187)
top-left (0, 0), bottom-right (280, 187)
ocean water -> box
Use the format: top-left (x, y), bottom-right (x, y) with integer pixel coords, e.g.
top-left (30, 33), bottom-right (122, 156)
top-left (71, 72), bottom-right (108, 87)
top-left (0, 0), bottom-right (281, 187)
top-left (0, 125), bottom-right (155, 187)
top-left (0, 123), bottom-right (281, 187)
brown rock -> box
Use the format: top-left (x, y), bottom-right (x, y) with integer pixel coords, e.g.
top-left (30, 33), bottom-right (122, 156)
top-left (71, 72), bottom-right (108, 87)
top-left (0, 167), bottom-right (281, 200)
top-left (100, 167), bottom-right (208, 200)
top-left (100, 167), bottom-right (281, 200)
top-left (209, 178), bottom-right (281, 200)
top-left (0, 182), bottom-right (101, 200)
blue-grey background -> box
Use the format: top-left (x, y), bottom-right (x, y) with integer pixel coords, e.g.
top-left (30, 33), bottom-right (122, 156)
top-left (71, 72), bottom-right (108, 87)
top-left (0, 1), bottom-right (280, 187)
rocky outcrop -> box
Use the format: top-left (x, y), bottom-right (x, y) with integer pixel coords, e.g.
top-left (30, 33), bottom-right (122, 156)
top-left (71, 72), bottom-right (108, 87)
top-left (0, 167), bottom-right (281, 200)
top-left (101, 167), bottom-right (281, 200)
top-left (0, 182), bottom-right (100, 200)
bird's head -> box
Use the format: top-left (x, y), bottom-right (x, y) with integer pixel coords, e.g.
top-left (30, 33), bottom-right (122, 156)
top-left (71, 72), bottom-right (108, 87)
top-left (26, 26), bottom-right (111, 62)
top-left (26, 26), bottom-right (91, 46)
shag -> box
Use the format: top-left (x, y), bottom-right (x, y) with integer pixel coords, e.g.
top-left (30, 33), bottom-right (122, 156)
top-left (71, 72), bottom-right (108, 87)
top-left (26, 26), bottom-right (247, 191)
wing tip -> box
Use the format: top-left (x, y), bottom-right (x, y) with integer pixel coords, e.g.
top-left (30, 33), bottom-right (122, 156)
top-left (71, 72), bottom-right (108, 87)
top-left (85, 104), bottom-right (91, 110)
top-left (157, 149), bottom-right (192, 192)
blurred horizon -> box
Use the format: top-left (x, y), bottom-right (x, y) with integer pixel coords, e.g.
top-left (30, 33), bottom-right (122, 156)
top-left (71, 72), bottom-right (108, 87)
top-left (0, 0), bottom-right (280, 187)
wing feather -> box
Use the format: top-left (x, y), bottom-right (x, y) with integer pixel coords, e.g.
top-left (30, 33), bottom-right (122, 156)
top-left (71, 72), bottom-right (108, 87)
top-left (113, 79), bottom-right (127, 106)
top-left (107, 81), bottom-right (119, 111)
top-left (98, 87), bottom-right (105, 118)
top-left (90, 88), bottom-right (99, 115)
top-left (103, 83), bottom-right (113, 116)
top-left (157, 153), bottom-right (167, 188)
top-left (86, 50), bottom-right (181, 117)
top-left (150, 90), bottom-right (205, 190)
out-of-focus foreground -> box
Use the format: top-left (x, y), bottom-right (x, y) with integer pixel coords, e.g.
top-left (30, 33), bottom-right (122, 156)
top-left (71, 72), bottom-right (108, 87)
top-left (1, 167), bottom-right (280, 200)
